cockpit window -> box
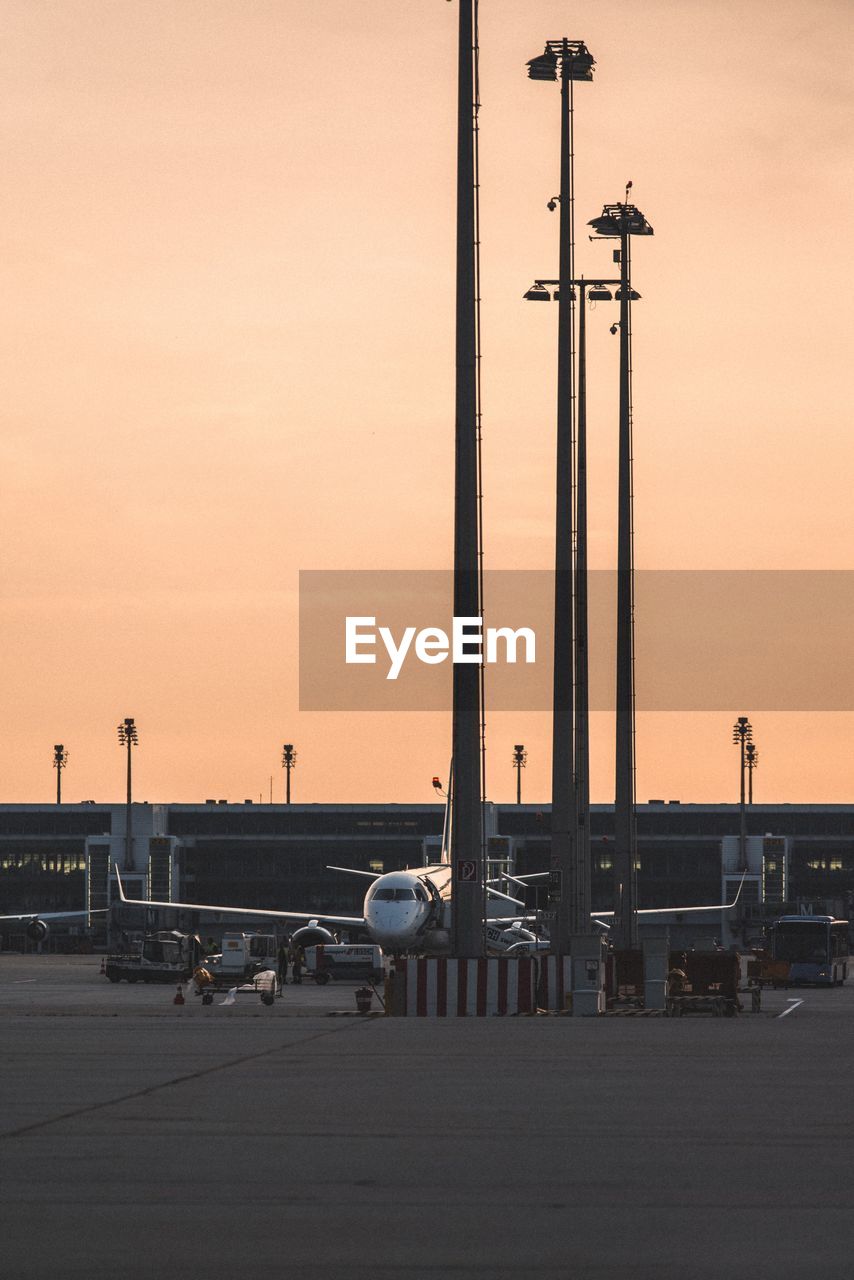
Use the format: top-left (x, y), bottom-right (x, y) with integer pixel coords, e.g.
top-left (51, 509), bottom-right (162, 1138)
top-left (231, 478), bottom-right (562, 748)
top-left (368, 885), bottom-right (420, 902)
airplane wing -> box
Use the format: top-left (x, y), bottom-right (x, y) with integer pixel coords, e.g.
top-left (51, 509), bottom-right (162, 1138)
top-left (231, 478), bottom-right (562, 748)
top-left (499, 871), bottom-right (747, 919)
top-left (326, 866), bottom-right (381, 881)
top-left (0, 909), bottom-right (107, 922)
top-left (114, 867), bottom-right (366, 928)
top-left (592, 871), bottom-right (748, 919)
top-left (486, 886), bottom-right (526, 907)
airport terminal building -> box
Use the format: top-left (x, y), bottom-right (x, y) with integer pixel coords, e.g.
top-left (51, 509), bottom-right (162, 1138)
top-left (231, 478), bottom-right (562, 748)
top-left (2, 800), bottom-right (853, 949)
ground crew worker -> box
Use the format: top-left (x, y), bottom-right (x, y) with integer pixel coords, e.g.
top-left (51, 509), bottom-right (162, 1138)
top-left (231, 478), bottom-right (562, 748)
top-left (292, 946), bottom-right (303, 984)
top-left (277, 941), bottom-right (289, 986)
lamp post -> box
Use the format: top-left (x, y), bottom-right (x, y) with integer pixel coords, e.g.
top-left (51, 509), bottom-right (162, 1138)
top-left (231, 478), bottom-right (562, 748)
top-left (733, 716), bottom-right (753, 868)
top-left (526, 36), bottom-right (594, 958)
top-left (282, 744), bottom-right (297, 804)
top-left (523, 275), bottom-right (624, 929)
top-left (450, 0), bottom-right (484, 958)
top-left (746, 742), bottom-right (759, 804)
top-left (588, 199), bottom-right (653, 949)
top-left (512, 744), bottom-right (527, 804)
top-left (117, 718), bottom-right (138, 871)
top-left (52, 744), bottom-right (68, 804)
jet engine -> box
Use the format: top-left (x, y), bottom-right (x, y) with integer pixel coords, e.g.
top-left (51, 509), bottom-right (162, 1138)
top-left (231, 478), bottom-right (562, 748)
top-left (25, 919), bottom-right (49, 943)
top-left (290, 923), bottom-right (337, 950)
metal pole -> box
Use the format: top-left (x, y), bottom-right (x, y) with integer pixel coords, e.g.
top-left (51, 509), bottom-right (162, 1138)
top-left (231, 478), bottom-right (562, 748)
top-left (286, 763), bottom-right (291, 805)
top-left (574, 283), bottom-right (591, 929)
top-left (56, 764), bottom-right (61, 805)
top-left (548, 46), bottom-right (578, 960)
top-left (450, 0), bottom-right (483, 958)
top-left (613, 218), bottom-right (637, 949)
top-left (739, 734), bottom-right (747, 869)
top-left (126, 734), bottom-right (134, 871)
top-left (516, 759), bottom-right (522, 805)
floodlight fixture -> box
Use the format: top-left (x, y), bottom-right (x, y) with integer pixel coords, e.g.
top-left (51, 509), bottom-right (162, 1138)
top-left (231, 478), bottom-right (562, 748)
top-left (526, 47), bottom-right (558, 81)
top-left (523, 284), bottom-right (551, 301)
top-left (53, 743), bottom-right (69, 804)
top-left (588, 203), bottom-right (654, 239)
top-left (732, 716), bottom-right (753, 746)
top-left (527, 40), bottom-right (595, 83)
top-left (117, 717), bottom-right (138, 872)
top-left (746, 742), bottom-right (759, 804)
top-left (512, 744), bottom-right (528, 805)
top-left (117, 717), bottom-right (138, 747)
top-left (282, 742), bottom-right (298, 804)
top-left (733, 716), bottom-right (753, 869)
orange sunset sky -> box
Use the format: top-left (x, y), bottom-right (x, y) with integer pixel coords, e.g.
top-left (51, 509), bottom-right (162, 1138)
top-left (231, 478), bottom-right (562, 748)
top-left (2, 0), bottom-right (853, 806)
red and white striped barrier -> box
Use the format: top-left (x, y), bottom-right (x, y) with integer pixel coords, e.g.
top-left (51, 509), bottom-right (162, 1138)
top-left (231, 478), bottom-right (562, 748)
top-left (535, 955), bottom-right (573, 1012)
top-left (395, 957), bottom-right (535, 1017)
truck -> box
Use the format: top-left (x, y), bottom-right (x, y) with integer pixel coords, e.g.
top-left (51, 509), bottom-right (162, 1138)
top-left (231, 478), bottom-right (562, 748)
top-left (201, 932), bottom-right (278, 985)
top-left (104, 931), bottom-right (202, 984)
top-left (192, 932), bottom-right (280, 1006)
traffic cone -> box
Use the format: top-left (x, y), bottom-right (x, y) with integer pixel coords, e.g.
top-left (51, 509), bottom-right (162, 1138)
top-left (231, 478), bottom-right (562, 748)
top-left (173, 984), bottom-right (185, 1006)
top-left (99, 957), bottom-right (105, 975)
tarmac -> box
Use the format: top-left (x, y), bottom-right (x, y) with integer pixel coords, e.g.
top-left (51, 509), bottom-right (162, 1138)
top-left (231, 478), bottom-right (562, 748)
top-left (1, 954), bottom-right (852, 1279)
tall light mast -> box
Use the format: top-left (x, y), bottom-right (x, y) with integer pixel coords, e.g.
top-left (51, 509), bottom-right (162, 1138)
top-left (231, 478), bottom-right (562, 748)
top-left (450, 0), bottom-right (485, 958)
top-left (588, 198), bottom-right (654, 949)
top-left (526, 38), bottom-right (594, 954)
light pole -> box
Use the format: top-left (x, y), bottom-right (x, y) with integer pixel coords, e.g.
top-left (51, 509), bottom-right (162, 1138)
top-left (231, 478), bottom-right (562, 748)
top-left (733, 716), bottom-right (753, 868)
top-left (282, 743), bottom-right (297, 804)
top-left (746, 742), bottom-right (759, 804)
top-left (117, 718), bottom-right (138, 871)
top-left (523, 275), bottom-right (624, 930)
top-left (588, 198), bottom-right (653, 949)
top-left (526, 36), bottom-right (594, 958)
top-left (450, 0), bottom-right (484, 958)
top-left (512, 744), bottom-right (527, 804)
top-left (52, 744), bottom-right (68, 804)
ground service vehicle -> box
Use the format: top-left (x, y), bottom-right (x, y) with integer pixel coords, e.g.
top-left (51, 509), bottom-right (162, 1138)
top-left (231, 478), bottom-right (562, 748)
top-left (208, 932), bottom-right (278, 982)
top-left (105, 931), bottom-right (201, 983)
top-left (305, 944), bottom-right (384, 984)
top-left (769, 915), bottom-right (849, 985)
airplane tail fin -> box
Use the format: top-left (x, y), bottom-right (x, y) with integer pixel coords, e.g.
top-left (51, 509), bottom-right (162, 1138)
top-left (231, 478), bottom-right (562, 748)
top-left (440, 757), bottom-right (453, 864)
top-left (727, 869), bottom-right (747, 908)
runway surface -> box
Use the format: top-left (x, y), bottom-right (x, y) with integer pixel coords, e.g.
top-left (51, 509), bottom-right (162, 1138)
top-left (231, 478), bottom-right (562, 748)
top-left (1, 954), bottom-right (851, 1279)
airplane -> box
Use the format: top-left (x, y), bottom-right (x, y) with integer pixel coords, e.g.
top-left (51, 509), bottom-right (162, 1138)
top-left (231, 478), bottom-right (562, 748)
top-left (112, 861), bottom-right (529, 955)
top-left (112, 862), bottom-right (746, 956)
top-left (0, 909), bottom-right (107, 944)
